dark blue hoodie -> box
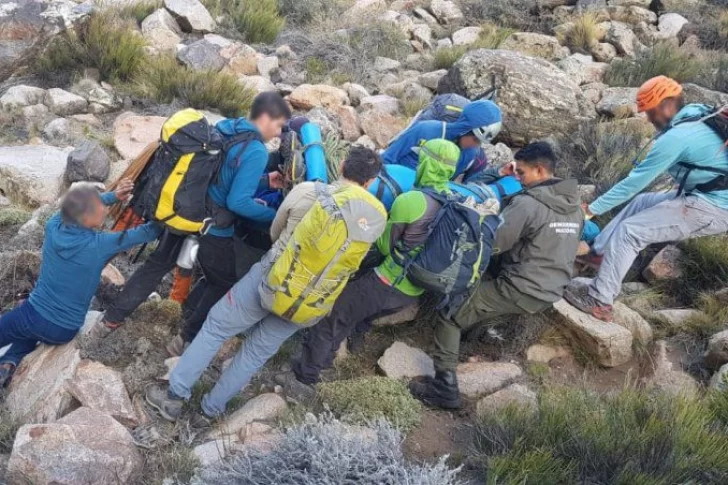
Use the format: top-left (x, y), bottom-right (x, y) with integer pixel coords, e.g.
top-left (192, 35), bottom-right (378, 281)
top-left (29, 192), bottom-right (161, 331)
top-left (382, 100), bottom-right (502, 177)
top-left (209, 118), bottom-right (276, 237)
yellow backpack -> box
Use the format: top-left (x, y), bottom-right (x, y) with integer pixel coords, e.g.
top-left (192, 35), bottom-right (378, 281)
top-left (261, 182), bottom-right (387, 325)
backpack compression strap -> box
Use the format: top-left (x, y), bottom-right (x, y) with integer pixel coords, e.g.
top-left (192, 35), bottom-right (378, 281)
top-left (375, 166), bottom-right (404, 202)
top-left (675, 162), bottom-right (728, 196)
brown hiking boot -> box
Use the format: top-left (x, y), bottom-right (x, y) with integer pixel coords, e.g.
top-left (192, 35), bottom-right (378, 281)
top-left (563, 287), bottom-right (614, 322)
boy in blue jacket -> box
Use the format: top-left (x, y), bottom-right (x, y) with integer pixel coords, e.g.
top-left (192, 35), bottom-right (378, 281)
top-left (100, 93), bottom-right (292, 354)
top-left (565, 76), bottom-right (728, 322)
top-left (0, 181), bottom-right (160, 386)
top-left (382, 100), bottom-right (502, 181)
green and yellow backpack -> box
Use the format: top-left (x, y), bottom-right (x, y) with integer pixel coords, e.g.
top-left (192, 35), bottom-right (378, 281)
top-left (261, 182), bottom-right (387, 325)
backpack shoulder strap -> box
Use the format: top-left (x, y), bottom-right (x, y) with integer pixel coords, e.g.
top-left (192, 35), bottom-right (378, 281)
top-left (376, 165), bottom-right (404, 202)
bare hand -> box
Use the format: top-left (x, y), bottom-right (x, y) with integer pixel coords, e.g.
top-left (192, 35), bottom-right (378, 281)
top-left (115, 178), bottom-right (134, 202)
top-left (582, 202), bottom-right (594, 220)
top-left (268, 171), bottom-right (287, 190)
top-left (499, 161), bottom-right (516, 177)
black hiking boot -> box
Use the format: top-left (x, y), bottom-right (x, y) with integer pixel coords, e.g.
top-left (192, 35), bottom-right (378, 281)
top-left (409, 370), bottom-right (462, 410)
top-left (347, 331), bottom-right (366, 354)
top-left (146, 384), bottom-right (184, 422)
top-left (274, 371), bottom-right (316, 401)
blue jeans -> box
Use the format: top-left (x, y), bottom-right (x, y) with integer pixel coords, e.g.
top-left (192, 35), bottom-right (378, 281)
top-left (170, 261), bottom-right (302, 416)
top-left (0, 301), bottom-right (78, 367)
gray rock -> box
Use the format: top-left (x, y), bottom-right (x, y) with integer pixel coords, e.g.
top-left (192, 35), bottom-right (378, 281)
top-left (7, 407), bottom-right (142, 484)
top-left (436, 38), bottom-right (453, 50)
top-left (413, 7), bottom-right (438, 26)
top-left (0, 145), bottom-right (71, 207)
top-left (343, 0), bottom-right (386, 19)
top-left (657, 13), bottom-right (688, 38)
top-left (21, 104), bottom-right (50, 128)
top-left (208, 393), bottom-right (287, 440)
top-left (257, 55), bottom-right (279, 79)
top-left (553, 299), bottom-right (633, 367)
top-left (113, 112), bottom-right (166, 160)
top-left (45, 88), bottom-right (88, 116)
top-left (377, 342), bottom-right (435, 379)
top-left (288, 84), bottom-right (349, 110)
top-left (343, 83), bottom-right (370, 107)
top-left (428, 0), bottom-right (463, 24)
top-left (621, 281), bottom-right (650, 295)
top-left (605, 21), bottom-right (641, 58)
top-left (164, 0), bottom-right (215, 33)
top-left (142, 8), bottom-right (182, 52)
top-left (476, 383), bottom-right (537, 415)
top-left (456, 362), bottom-right (522, 398)
top-left (374, 56), bottom-right (401, 72)
top-left (613, 302), bottom-right (653, 345)
top-left (42, 117), bottom-right (71, 140)
top-left (0, 85), bottom-right (47, 110)
top-left (591, 42), bottom-right (617, 62)
top-left (596, 87), bottom-right (639, 117)
top-left (373, 303), bottom-right (419, 326)
top-left (452, 26), bottom-right (482, 46)
top-left (483, 142), bottom-right (514, 167)
top-left (557, 53), bottom-right (608, 86)
top-left (653, 308), bottom-right (704, 325)
top-left (178, 39), bottom-right (226, 72)
top-left (411, 23), bottom-right (433, 47)
top-left (500, 32), bottom-right (571, 61)
top-left (643, 245), bottom-right (683, 284)
top-left (238, 75), bottom-right (276, 94)
top-left (608, 5), bottom-right (656, 25)
top-left (710, 363), bottom-right (728, 391)
top-left (682, 83), bottom-right (728, 107)
top-left (645, 340), bottom-right (699, 398)
top-left (706, 330), bottom-right (728, 369)
top-left (305, 107), bottom-right (341, 137)
top-left (417, 69), bottom-right (448, 91)
top-left (360, 94), bottom-right (400, 115)
top-left (65, 140), bottom-right (111, 183)
top-left (438, 49), bottom-right (590, 145)
top-left (526, 344), bottom-right (571, 363)
top-left (610, 0), bottom-right (651, 6)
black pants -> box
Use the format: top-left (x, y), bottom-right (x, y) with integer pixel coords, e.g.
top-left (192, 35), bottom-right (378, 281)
top-left (293, 271), bottom-right (418, 384)
top-left (180, 235), bottom-right (238, 342)
top-left (105, 230), bottom-right (184, 323)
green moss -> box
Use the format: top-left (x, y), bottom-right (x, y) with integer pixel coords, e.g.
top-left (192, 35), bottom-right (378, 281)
top-left (132, 299), bottom-right (182, 329)
top-left (0, 208), bottom-right (31, 227)
top-left (317, 376), bottom-right (422, 431)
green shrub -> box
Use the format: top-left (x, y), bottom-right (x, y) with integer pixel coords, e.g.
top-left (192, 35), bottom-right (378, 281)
top-left (277, 0), bottom-right (330, 26)
top-left (434, 46), bottom-right (467, 69)
top-left (0, 406), bottom-right (21, 453)
top-left (473, 23), bottom-right (515, 50)
top-left (0, 208), bottom-right (31, 227)
top-left (36, 12), bottom-right (146, 83)
top-left (134, 55), bottom-right (255, 117)
top-left (708, 377), bottom-right (728, 428)
top-left (231, 0), bottom-right (284, 43)
top-left (116, 0), bottom-right (163, 24)
top-left (304, 56), bottom-right (328, 83)
top-left (474, 388), bottom-right (728, 484)
top-left (557, 13), bottom-right (599, 53)
top-left (681, 235), bottom-right (728, 292)
top-left (317, 376), bottom-right (422, 431)
top-left (604, 42), bottom-right (704, 88)
top-left (461, 0), bottom-right (551, 33)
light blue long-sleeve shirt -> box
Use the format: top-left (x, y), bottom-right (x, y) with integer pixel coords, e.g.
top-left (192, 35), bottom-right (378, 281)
top-left (589, 104), bottom-right (728, 215)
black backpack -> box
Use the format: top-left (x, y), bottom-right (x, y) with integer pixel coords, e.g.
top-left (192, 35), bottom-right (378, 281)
top-left (131, 109), bottom-right (260, 235)
top-left (675, 106), bottom-right (728, 195)
top-left (393, 188), bottom-right (500, 307)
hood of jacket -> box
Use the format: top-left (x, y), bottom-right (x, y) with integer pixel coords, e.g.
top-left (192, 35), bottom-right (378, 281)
top-left (415, 139), bottom-right (459, 191)
top-left (216, 117), bottom-right (261, 137)
top-left (524, 178), bottom-right (581, 215)
top-left (669, 103), bottom-right (714, 129)
top-left (445, 100), bottom-right (502, 139)
top-left (48, 218), bottom-right (96, 260)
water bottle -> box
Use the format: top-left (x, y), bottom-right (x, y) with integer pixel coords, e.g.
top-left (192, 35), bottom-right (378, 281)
top-left (176, 236), bottom-right (199, 270)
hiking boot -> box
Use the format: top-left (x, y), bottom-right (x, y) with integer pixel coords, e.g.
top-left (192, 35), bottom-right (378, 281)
top-left (146, 384), bottom-right (183, 422)
top-left (0, 364), bottom-right (15, 388)
top-left (347, 331), bottom-right (366, 354)
top-left (88, 316), bottom-right (122, 340)
top-left (563, 287), bottom-right (614, 322)
top-left (409, 370), bottom-right (462, 410)
top-left (188, 411), bottom-right (213, 429)
top-left (166, 334), bottom-right (189, 357)
top-left (274, 371), bottom-right (316, 401)
top-left (576, 252), bottom-right (603, 270)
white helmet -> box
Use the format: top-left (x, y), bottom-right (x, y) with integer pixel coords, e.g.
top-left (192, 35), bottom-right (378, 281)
top-left (472, 121), bottom-right (503, 144)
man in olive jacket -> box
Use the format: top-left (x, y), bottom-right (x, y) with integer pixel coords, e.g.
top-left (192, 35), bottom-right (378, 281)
top-left (411, 142), bottom-right (583, 409)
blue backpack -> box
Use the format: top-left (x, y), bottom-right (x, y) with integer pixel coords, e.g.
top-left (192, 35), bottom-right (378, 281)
top-left (394, 188), bottom-right (500, 307)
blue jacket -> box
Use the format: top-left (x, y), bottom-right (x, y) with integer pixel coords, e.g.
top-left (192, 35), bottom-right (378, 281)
top-left (29, 193), bottom-right (161, 331)
top-left (208, 118), bottom-right (276, 237)
top-left (382, 100), bottom-right (502, 178)
top-left (590, 104), bottom-right (728, 215)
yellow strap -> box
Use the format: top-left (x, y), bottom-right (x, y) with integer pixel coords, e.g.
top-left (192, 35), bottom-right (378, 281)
top-left (162, 109), bottom-right (205, 142)
top-left (156, 153), bottom-right (200, 232)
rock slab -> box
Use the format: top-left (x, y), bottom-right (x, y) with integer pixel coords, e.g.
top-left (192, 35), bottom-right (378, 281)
top-left (377, 341), bottom-right (435, 379)
top-left (113, 112), bottom-right (165, 160)
top-left (0, 145), bottom-right (71, 208)
top-left (476, 383), bottom-right (537, 416)
top-left (456, 361), bottom-right (522, 398)
top-left (208, 393), bottom-right (288, 440)
top-left (643, 245), bottom-right (683, 283)
top-left (7, 407), bottom-right (142, 485)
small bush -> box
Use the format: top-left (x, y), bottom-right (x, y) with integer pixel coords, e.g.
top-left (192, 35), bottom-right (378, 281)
top-left (461, 0), bottom-right (551, 33)
top-left (116, 0), bottom-right (163, 24)
top-left (708, 378), bottom-right (728, 427)
top-left (36, 12), bottom-right (146, 83)
top-left (193, 416), bottom-right (460, 484)
top-left (474, 388), bottom-right (728, 484)
top-left (317, 376), bottom-right (422, 431)
top-left (558, 13), bottom-right (599, 53)
top-left (141, 443), bottom-right (199, 484)
top-left (474, 23), bottom-right (515, 50)
top-left (675, 1), bottom-right (728, 51)
top-left (0, 406), bottom-right (21, 453)
top-left (231, 0), bottom-right (285, 44)
top-left (0, 207), bottom-right (31, 227)
top-left (434, 46), bottom-right (467, 69)
top-left (134, 55), bottom-right (254, 117)
top-left (604, 42), bottom-right (704, 88)
top-left (402, 96), bottom-right (430, 119)
top-left (277, 0), bottom-right (330, 26)
top-left (681, 235), bottom-right (728, 292)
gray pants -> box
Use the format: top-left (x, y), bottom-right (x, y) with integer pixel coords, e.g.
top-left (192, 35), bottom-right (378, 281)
top-left (169, 262), bottom-right (301, 417)
top-left (590, 192), bottom-right (728, 305)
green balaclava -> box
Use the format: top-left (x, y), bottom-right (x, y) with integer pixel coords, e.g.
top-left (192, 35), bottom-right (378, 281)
top-left (414, 138), bottom-right (460, 192)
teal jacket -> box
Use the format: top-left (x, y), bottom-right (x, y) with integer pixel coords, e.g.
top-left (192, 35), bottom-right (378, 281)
top-left (589, 104), bottom-right (728, 215)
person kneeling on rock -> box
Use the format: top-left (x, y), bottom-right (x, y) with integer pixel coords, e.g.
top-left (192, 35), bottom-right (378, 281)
top-left (410, 142), bottom-right (583, 409)
top-left (145, 147), bottom-right (387, 425)
top-left (0, 181), bottom-right (160, 387)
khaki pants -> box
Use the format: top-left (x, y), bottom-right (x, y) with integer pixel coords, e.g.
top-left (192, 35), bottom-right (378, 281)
top-left (433, 279), bottom-right (550, 372)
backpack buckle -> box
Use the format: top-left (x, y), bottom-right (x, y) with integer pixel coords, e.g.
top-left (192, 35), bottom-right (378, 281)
top-left (200, 218), bottom-right (214, 235)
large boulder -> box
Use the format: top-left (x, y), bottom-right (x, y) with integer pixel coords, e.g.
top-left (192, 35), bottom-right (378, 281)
top-left (164, 0), bottom-right (215, 33)
top-left (360, 94), bottom-right (400, 115)
top-left (456, 361), bottom-right (522, 398)
top-left (604, 21), bottom-right (642, 58)
top-left (557, 53), bottom-right (608, 86)
top-left (208, 393), bottom-right (287, 440)
top-left (657, 13), bottom-right (688, 38)
top-left (476, 383), bottom-right (537, 416)
top-left (64, 140), bottom-right (110, 183)
top-left (65, 360), bottom-right (138, 428)
top-left (428, 0), bottom-right (463, 24)
top-left (597, 87), bottom-right (639, 118)
top-left (0, 85), bottom-right (47, 110)
top-left (0, 0), bottom-right (91, 81)
top-left (141, 8), bottom-right (183, 52)
top-left (44, 88), bottom-right (87, 116)
top-left (644, 340), bottom-right (699, 398)
top-left (500, 32), bottom-right (571, 61)
top-left (377, 341), bottom-right (435, 379)
top-left (113, 112), bottom-right (165, 160)
top-left (288, 84), bottom-right (349, 110)
top-left (683, 83), bottom-right (728, 107)
top-left (359, 109), bottom-right (406, 148)
top-left (0, 145), bottom-right (71, 208)
top-left (705, 329), bottom-right (728, 369)
top-left (7, 407), bottom-right (142, 485)
top-left (613, 302), bottom-right (653, 345)
top-left (438, 49), bottom-right (589, 145)
top-left (178, 38), bottom-right (226, 72)
top-left (553, 299), bottom-right (633, 367)
top-left (643, 245), bottom-right (683, 284)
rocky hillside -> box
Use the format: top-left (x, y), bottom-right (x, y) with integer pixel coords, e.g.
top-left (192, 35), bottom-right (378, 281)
top-left (1, 0), bottom-right (728, 483)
